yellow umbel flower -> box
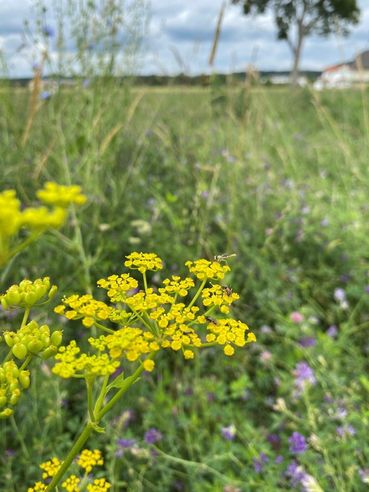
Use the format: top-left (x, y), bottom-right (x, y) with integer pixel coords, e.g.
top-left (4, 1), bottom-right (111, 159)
top-left (77, 449), bottom-right (103, 473)
top-left (206, 319), bottom-right (256, 355)
top-left (87, 478), bottom-right (111, 492)
top-left (28, 482), bottom-right (47, 492)
top-left (37, 182), bottom-right (86, 207)
top-left (21, 206), bottom-right (67, 230)
top-left (52, 341), bottom-right (119, 378)
top-left (97, 273), bottom-right (138, 302)
top-left (159, 276), bottom-right (195, 296)
top-left (40, 457), bottom-right (62, 479)
top-left (185, 259), bottom-right (230, 280)
top-left (62, 474), bottom-right (81, 492)
top-left (55, 294), bottom-right (112, 327)
top-left (201, 284), bottom-right (239, 314)
top-left (0, 190), bottom-right (22, 239)
top-left (124, 252), bottom-right (163, 273)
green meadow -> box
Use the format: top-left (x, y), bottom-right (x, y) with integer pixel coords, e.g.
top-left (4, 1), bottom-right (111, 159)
top-left (1, 82), bottom-right (369, 491)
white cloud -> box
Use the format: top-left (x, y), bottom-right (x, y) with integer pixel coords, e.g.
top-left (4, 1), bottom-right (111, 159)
top-left (1, 0), bottom-right (369, 77)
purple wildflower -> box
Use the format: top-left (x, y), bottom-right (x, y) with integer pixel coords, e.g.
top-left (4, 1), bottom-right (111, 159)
top-left (336, 425), bottom-right (355, 438)
top-left (275, 455), bottom-right (284, 464)
top-left (298, 337), bottom-right (316, 348)
top-left (293, 362), bottom-right (316, 392)
top-left (267, 433), bottom-right (281, 448)
top-left (288, 432), bottom-right (307, 454)
top-left (253, 452), bottom-right (269, 473)
top-left (327, 325), bottom-right (338, 338)
top-left (365, 286), bottom-right (369, 294)
top-left (286, 460), bottom-right (307, 487)
top-left (334, 288), bottom-right (346, 302)
top-left (144, 428), bottom-right (162, 445)
top-left (117, 438), bottom-right (136, 448)
top-left (221, 424), bottom-right (236, 441)
top-left (40, 91), bottom-right (51, 100)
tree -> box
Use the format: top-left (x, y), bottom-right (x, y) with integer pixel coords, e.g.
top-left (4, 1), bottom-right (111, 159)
top-left (232, 0), bottom-right (360, 85)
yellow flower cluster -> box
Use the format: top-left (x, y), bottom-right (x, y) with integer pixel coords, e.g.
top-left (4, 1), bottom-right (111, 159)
top-left (0, 183), bottom-right (86, 267)
top-left (87, 478), bottom-right (111, 492)
top-left (29, 450), bottom-right (111, 492)
top-left (53, 341), bottom-right (119, 378)
top-left (124, 252), bottom-right (163, 273)
top-left (159, 276), bottom-right (195, 296)
top-left (206, 319), bottom-right (256, 356)
top-left (185, 259), bottom-right (230, 280)
top-left (53, 253), bottom-right (255, 378)
top-left (77, 449), bottom-right (104, 473)
top-left (201, 284), bottom-right (240, 314)
top-left (3, 320), bottom-right (62, 360)
top-left (55, 294), bottom-right (113, 328)
top-left (37, 182), bottom-right (87, 207)
top-left (62, 475), bottom-right (80, 492)
top-left (97, 273), bottom-right (138, 302)
top-left (0, 361), bottom-right (30, 418)
top-left (40, 457), bottom-right (62, 479)
top-left (0, 277), bottom-right (57, 309)
top-left (89, 328), bottom-right (160, 362)
top-left (28, 482), bottom-right (47, 491)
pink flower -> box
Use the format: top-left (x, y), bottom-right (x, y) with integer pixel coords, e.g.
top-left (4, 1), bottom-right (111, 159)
top-left (290, 311), bottom-right (304, 324)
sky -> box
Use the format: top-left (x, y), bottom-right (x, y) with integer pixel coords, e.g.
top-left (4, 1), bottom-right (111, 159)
top-left (1, 0), bottom-right (369, 77)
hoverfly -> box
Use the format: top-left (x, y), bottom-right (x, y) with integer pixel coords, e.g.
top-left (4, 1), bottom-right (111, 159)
top-left (214, 253), bottom-right (236, 262)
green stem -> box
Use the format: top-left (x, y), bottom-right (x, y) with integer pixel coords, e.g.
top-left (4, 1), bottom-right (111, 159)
top-left (94, 374), bottom-right (109, 415)
top-left (46, 422), bottom-right (94, 492)
top-left (21, 307), bottom-right (30, 328)
top-left (93, 321), bottom-right (115, 334)
top-left (97, 361), bottom-right (146, 420)
top-left (20, 355), bottom-right (32, 370)
top-left (188, 279), bottom-right (207, 309)
top-left (86, 378), bottom-right (95, 422)
top-left (142, 272), bottom-right (148, 293)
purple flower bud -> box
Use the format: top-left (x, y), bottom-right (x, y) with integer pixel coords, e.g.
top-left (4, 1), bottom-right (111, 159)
top-left (336, 425), bottom-right (355, 438)
top-left (298, 337), bottom-right (316, 348)
top-left (221, 424), bottom-right (236, 441)
top-left (275, 455), bottom-right (284, 464)
top-left (117, 438), bottom-right (136, 448)
top-left (253, 452), bottom-right (269, 473)
top-left (144, 428), bottom-right (162, 445)
top-left (327, 325), bottom-right (338, 338)
top-left (288, 432), bottom-right (307, 454)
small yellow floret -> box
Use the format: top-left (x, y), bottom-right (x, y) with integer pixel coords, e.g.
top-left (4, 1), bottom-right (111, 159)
top-left (143, 359), bottom-right (155, 372)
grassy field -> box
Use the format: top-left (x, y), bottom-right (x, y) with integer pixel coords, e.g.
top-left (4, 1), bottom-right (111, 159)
top-left (1, 82), bottom-right (369, 491)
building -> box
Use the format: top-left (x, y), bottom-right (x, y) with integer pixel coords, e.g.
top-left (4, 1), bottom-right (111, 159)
top-left (314, 50), bottom-right (369, 89)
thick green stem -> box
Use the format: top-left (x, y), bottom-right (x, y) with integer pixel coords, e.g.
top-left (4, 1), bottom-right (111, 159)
top-left (46, 422), bottom-right (94, 491)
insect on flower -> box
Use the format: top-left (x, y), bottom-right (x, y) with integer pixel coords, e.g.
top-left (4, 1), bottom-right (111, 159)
top-left (214, 253), bottom-right (237, 263)
top-left (222, 285), bottom-right (233, 296)
top-left (205, 316), bottom-right (218, 325)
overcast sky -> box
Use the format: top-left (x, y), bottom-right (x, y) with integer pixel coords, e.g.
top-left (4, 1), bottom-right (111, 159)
top-left (1, 0), bottom-right (369, 77)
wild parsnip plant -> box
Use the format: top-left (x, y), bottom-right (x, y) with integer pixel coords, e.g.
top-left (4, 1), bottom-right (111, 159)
top-left (25, 252), bottom-right (255, 490)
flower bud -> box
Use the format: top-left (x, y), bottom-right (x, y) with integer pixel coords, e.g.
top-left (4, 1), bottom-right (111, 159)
top-left (0, 408), bottom-right (13, 418)
top-left (19, 371), bottom-right (30, 389)
top-left (50, 331), bottom-right (63, 347)
top-left (12, 343), bottom-right (28, 360)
